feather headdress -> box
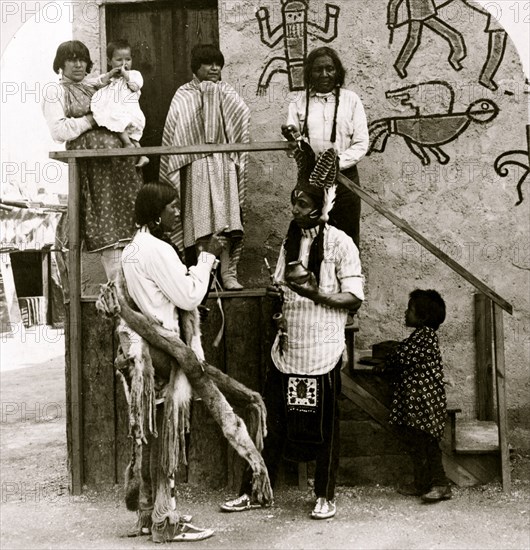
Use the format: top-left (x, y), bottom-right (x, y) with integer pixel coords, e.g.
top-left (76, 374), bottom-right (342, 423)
top-left (290, 136), bottom-right (338, 223)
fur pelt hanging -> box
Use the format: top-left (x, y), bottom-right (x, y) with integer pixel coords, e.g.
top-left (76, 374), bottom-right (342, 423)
top-left (96, 272), bottom-right (273, 513)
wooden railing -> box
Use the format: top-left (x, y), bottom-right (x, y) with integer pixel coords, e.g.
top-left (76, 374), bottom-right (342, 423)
top-left (50, 142), bottom-right (512, 494)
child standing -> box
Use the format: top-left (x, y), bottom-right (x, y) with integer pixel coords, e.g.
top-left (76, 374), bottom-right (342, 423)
top-left (91, 39), bottom-right (148, 167)
top-left (383, 289), bottom-right (452, 502)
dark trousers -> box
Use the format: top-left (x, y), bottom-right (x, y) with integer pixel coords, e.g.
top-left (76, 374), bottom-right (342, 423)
top-left (328, 166), bottom-right (361, 249)
top-left (400, 425), bottom-right (449, 491)
top-left (240, 361), bottom-right (342, 501)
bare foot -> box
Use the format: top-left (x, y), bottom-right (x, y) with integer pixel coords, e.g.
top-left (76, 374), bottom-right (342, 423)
top-left (136, 155), bottom-right (149, 168)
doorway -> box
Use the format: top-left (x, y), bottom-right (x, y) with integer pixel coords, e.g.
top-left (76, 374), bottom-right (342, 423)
top-left (105, 0), bottom-right (219, 181)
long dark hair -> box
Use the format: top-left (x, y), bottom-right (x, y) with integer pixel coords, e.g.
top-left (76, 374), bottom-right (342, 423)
top-left (302, 47), bottom-right (346, 143)
top-left (284, 221), bottom-right (325, 285)
top-left (53, 40), bottom-right (93, 74)
top-left (134, 182), bottom-right (177, 239)
top-left (303, 46), bottom-right (346, 89)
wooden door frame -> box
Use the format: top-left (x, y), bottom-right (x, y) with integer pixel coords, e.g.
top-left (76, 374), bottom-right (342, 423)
top-left (96, 0), bottom-right (168, 71)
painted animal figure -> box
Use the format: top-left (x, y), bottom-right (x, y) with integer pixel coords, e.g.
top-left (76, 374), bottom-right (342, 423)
top-left (368, 82), bottom-right (499, 165)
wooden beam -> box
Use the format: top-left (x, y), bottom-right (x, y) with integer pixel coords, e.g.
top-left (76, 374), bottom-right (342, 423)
top-left (493, 304), bottom-right (511, 493)
top-left (475, 294), bottom-right (494, 420)
top-left (340, 368), bottom-right (398, 436)
top-left (99, 3), bottom-right (107, 73)
top-left (41, 250), bottom-right (50, 326)
top-left (49, 142), bottom-right (292, 161)
top-left (68, 159), bottom-right (83, 495)
top-left (337, 173), bottom-right (513, 315)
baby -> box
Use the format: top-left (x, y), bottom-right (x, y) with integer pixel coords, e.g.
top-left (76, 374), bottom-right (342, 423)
top-left (91, 39), bottom-right (148, 167)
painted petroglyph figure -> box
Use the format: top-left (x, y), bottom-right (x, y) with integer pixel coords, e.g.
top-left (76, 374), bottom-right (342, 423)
top-left (387, 0), bottom-right (466, 79)
top-left (459, 0), bottom-right (507, 91)
top-left (387, 0), bottom-right (508, 90)
top-left (368, 81), bottom-right (499, 165)
top-left (256, 0), bottom-right (339, 93)
top-left (494, 140), bottom-right (530, 205)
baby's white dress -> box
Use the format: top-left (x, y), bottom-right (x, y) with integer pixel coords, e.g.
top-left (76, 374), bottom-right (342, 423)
top-left (91, 70), bottom-right (146, 141)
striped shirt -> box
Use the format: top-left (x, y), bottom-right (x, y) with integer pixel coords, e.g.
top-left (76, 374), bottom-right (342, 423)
top-left (271, 225), bottom-right (364, 376)
top-left (286, 88), bottom-right (369, 171)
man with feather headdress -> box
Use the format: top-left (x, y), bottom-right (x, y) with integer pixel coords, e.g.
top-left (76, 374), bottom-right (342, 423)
top-left (221, 140), bottom-right (364, 520)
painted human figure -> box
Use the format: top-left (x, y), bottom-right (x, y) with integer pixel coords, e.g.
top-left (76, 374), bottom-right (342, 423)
top-left (256, 0), bottom-right (339, 93)
top-left (387, 0), bottom-right (466, 78)
top-left (284, 47), bottom-right (369, 248)
top-left (459, 0), bottom-right (507, 90)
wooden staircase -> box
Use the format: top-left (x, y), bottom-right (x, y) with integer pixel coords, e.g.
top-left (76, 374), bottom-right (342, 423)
top-left (339, 350), bottom-right (503, 487)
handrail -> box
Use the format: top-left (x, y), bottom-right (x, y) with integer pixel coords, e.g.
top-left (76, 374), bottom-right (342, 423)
top-left (337, 174), bottom-right (513, 315)
top-left (49, 142), bottom-right (292, 162)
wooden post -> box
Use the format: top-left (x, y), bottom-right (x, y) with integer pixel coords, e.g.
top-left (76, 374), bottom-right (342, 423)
top-left (68, 159), bottom-right (83, 495)
top-left (492, 304), bottom-right (511, 493)
top-left (41, 250), bottom-right (50, 326)
top-left (474, 294), bottom-right (494, 420)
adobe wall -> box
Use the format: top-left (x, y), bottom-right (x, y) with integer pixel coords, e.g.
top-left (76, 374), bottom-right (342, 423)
top-left (73, 0), bottom-right (529, 449)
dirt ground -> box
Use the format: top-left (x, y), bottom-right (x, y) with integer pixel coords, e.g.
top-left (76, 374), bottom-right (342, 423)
top-left (1, 333), bottom-right (529, 550)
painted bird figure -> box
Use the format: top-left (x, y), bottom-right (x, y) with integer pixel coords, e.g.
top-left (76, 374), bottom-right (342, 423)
top-left (368, 82), bottom-right (499, 166)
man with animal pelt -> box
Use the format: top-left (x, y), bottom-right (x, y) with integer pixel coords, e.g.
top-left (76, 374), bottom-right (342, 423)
top-left (221, 140), bottom-right (364, 519)
top-left (100, 182), bottom-right (273, 543)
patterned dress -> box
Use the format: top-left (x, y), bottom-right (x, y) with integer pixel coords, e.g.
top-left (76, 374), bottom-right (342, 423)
top-left (387, 327), bottom-right (447, 440)
top-left (45, 79), bottom-right (143, 252)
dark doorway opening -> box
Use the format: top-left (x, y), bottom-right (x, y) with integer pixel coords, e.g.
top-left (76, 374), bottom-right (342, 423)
top-left (105, 0), bottom-right (219, 181)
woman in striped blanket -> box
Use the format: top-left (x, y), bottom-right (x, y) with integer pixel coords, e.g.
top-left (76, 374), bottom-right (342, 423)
top-left (159, 44), bottom-right (250, 290)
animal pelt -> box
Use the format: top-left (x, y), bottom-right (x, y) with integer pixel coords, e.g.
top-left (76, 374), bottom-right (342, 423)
top-left (124, 441), bottom-right (141, 511)
top-left (96, 272), bottom-right (273, 506)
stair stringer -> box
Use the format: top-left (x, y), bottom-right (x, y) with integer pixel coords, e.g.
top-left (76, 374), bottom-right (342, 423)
top-left (340, 369), bottom-right (500, 487)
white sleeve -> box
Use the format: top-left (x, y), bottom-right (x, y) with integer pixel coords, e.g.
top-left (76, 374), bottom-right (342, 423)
top-left (273, 246), bottom-right (287, 284)
top-left (128, 70), bottom-right (143, 89)
top-left (42, 87), bottom-right (93, 143)
top-left (336, 235), bottom-right (364, 301)
top-left (147, 246), bottom-right (216, 311)
top-left (286, 98), bottom-right (302, 131)
top-left (338, 95), bottom-right (369, 171)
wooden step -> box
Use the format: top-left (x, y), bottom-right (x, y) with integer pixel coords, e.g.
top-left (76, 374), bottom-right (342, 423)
top-left (455, 420), bottom-right (501, 454)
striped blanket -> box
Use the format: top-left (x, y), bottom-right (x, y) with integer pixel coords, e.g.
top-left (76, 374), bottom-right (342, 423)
top-left (159, 77), bottom-right (250, 250)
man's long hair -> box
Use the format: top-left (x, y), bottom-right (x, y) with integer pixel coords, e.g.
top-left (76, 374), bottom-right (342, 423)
top-left (302, 47), bottom-right (346, 144)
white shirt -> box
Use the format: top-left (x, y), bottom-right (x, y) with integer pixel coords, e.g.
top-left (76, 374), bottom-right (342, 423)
top-left (287, 88), bottom-right (369, 171)
top-left (122, 228), bottom-right (215, 358)
top-left (271, 224), bottom-right (364, 376)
